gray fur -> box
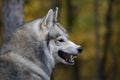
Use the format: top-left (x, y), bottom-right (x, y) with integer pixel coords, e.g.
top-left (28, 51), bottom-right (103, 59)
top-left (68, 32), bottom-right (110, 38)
top-left (0, 7), bottom-right (83, 80)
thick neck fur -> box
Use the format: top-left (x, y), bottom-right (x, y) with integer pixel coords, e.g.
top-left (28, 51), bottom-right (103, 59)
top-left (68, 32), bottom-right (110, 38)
top-left (1, 21), bottom-right (55, 80)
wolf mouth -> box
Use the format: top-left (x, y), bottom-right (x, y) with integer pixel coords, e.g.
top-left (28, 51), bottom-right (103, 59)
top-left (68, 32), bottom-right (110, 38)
top-left (58, 50), bottom-right (78, 64)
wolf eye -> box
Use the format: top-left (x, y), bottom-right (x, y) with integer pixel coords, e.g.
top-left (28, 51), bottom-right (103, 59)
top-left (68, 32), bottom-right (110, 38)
top-left (58, 39), bottom-right (65, 42)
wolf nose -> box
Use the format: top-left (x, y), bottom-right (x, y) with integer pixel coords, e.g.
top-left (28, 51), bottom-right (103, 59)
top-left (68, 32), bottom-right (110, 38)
top-left (77, 47), bottom-right (83, 53)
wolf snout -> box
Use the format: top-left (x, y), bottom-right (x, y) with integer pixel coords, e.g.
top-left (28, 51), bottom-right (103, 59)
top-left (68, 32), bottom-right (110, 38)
top-left (77, 47), bottom-right (83, 53)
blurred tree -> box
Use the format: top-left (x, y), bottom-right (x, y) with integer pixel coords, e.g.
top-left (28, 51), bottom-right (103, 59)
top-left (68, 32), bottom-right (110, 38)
top-left (99, 0), bottom-right (116, 80)
top-left (94, 0), bottom-right (101, 80)
top-left (115, 0), bottom-right (120, 56)
top-left (110, 39), bottom-right (118, 80)
top-left (66, 0), bottom-right (75, 32)
top-left (110, 0), bottom-right (120, 80)
top-left (114, 0), bottom-right (120, 79)
top-left (2, 0), bottom-right (24, 41)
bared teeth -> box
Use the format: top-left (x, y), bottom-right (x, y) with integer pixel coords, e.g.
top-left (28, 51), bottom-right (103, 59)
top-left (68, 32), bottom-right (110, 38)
top-left (73, 56), bottom-right (77, 59)
top-left (70, 55), bottom-right (73, 59)
top-left (70, 55), bottom-right (77, 63)
top-left (70, 55), bottom-right (77, 59)
top-left (58, 50), bottom-right (78, 64)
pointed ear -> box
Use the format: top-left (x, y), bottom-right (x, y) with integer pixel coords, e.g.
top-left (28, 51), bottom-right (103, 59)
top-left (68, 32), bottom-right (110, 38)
top-left (54, 7), bottom-right (59, 22)
top-left (41, 9), bottom-right (54, 28)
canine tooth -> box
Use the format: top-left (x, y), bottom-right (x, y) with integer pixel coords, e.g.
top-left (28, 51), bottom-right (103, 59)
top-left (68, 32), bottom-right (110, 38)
top-left (73, 56), bottom-right (77, 59)
top-left (71, 58), bottom-right (74, 62)
top-left (71, 56), bottom-right (75, 60)
top-left (70, 55), bottom-right (73, 58)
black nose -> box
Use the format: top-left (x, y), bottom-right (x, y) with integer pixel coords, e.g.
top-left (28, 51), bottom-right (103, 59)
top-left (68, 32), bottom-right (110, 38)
top-left (77, 47), bottom-right (83, 53)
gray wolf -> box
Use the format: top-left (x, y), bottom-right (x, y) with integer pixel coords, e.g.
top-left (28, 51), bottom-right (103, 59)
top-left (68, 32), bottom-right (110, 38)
top-left (0, 7), bottom-right (83, 80)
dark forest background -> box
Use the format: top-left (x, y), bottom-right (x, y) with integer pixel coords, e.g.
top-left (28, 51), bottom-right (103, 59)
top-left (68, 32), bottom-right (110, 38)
top-left (0, 0), bottom-right (120, 80)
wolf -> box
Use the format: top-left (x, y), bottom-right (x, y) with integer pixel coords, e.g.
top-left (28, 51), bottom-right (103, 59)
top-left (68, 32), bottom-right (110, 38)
top-left (0, 7), bottom-right (83, 80)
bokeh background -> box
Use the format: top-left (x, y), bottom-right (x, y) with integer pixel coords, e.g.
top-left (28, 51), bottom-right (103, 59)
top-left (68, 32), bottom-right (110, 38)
top-left (0, 0), bottom-right (120, 80)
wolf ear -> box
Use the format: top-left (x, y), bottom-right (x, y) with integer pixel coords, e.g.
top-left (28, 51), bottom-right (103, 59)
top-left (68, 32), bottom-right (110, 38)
top-left (54, 7), bottom-right (59, 22)
top-left (41, 9), bottom-right (54, 29)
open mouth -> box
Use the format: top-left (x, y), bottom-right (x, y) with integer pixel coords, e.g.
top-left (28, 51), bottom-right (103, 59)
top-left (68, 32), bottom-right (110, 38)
top-left (58, 50), bottom-right (78, 64)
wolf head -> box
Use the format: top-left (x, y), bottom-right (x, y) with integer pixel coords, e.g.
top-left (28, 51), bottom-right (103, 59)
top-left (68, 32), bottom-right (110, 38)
top-left (31, 7), bottom-right (83, 65)
top-left (38, 7), bottom-right (83, 65)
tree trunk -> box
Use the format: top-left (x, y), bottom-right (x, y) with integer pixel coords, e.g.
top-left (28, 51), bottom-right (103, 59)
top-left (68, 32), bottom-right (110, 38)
top-left (114, 1), bottom-right (120, 79)
top-left (110, 42), bottom-right (118, 80)
top-left (94, 0), bottom-right (101, 80)
top-left (99, 0), bottom-right (114, 80)
top-left (2, 0), bottom-right (24, 41)
top-left (114, 0), bottom-right (120, 79)
top-left (66, 0), bottom-right (74, 32)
